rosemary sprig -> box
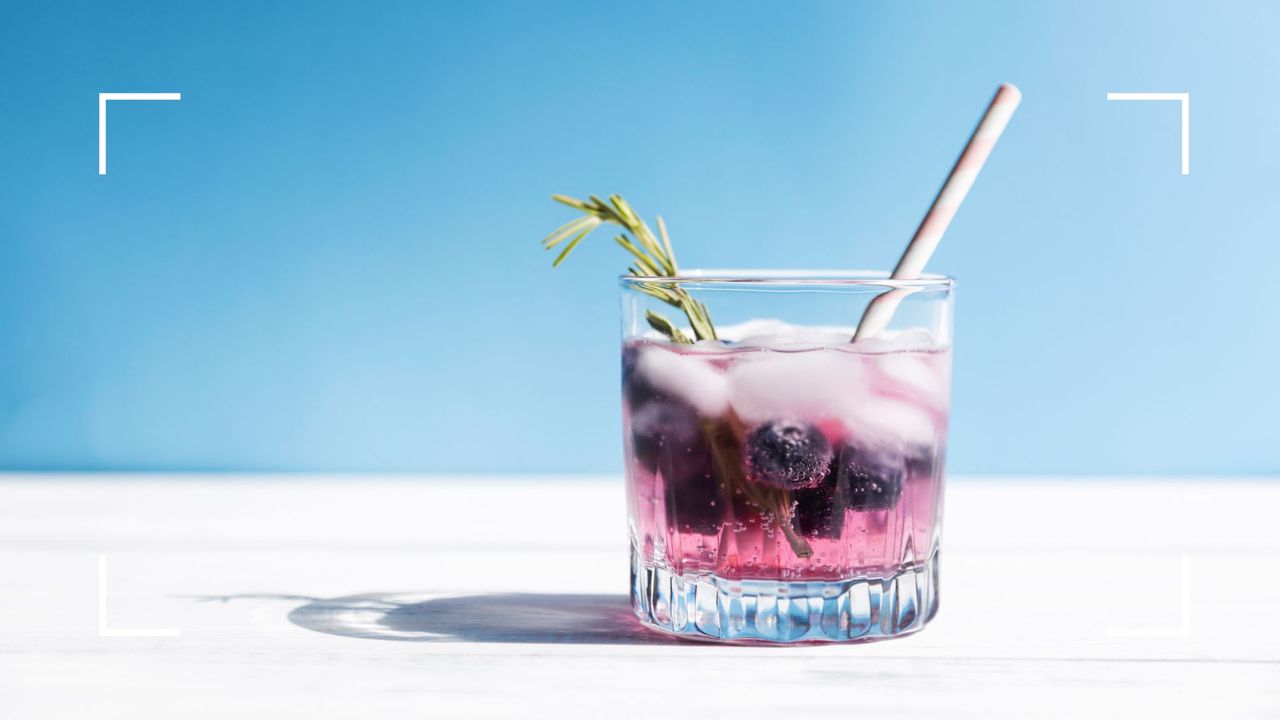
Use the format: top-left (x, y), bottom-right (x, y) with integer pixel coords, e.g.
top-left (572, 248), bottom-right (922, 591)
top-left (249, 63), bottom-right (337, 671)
top-left (541, 194), bottom-right (716, 343)
top-left (542, 194), bottom-right (812, 558)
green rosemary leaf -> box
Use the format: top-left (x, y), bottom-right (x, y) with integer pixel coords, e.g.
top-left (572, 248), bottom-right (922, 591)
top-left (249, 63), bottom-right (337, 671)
top-left (614, 235), bottom-right (663, 276)
top-left (542, 215), bottom-right (600, 249)
top-left (551, 194), bottom-right (592, 212)
top-left (656, 216), bottom-right (677, 273)
top-left (623, 218), bottom-right (670, 273)
top-left (645, 310), bottom-right (692, 344)
top-left (608, 194), bottom-right (636, 225)
top-left (698, 303), bottom-right (717, 340)
top-left (640, 234), bottom-right (674, 275)
top-left (635, 280), bottom-right (679, 304)
top-left (552, 227), bottom-right (590, 267)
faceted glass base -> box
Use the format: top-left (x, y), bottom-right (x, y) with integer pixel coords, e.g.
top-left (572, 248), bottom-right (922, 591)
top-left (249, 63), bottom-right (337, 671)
top-left (630, 547), bottom-right (940, 643)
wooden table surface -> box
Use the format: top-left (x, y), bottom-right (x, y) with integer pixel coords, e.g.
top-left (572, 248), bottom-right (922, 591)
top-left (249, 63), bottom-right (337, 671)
top-left (1, 475), bottom-right (1277, 718)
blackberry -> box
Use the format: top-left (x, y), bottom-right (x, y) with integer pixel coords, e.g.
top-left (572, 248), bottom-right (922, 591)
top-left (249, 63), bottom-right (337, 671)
top-left (628, 397), bottom-right (723, 535)
top-left (836, 443), bottom-right (905, 511)
top-left (744, 420), bottom-right (833, 490)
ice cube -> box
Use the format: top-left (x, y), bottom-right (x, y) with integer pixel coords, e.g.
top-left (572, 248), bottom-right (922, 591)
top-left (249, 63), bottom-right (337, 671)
top-left (726, 349), bottom-right (867, 425)
top-left (717, 318), bottom-right (793, 343)
top-left (854, 327), bottom-right (939, 353)
top-left (841, 395), bottom-right (938, 447)
top-left (633, 346), bottom-right (730, 417)
top-left (871, 353), bottom-right (950, 411)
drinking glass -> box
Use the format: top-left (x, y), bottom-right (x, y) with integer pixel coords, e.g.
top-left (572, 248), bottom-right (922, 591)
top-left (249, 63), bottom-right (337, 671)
top-left (621, 270), bottom-right (953, 643)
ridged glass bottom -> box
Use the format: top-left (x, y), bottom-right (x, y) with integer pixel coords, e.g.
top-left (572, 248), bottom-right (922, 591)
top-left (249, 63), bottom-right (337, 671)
top-left (630, 547), bottom-right (940, 643)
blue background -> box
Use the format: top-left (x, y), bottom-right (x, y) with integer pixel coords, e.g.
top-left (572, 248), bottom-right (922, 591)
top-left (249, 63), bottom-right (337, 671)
top-left (2, 1), bottom-right (1277, 474)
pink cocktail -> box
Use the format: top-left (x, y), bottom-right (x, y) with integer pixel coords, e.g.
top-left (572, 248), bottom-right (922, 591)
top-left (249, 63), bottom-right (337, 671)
top-left (621, 275), bottom-right (953, 642)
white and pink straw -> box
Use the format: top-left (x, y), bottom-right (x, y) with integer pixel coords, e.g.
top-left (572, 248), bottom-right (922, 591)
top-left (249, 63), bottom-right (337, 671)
top-left (854, 83), bottom-right (1022, 341)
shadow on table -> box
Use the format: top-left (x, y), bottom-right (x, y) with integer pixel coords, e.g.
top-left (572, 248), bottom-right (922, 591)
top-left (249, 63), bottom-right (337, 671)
top-left (277, 592), bottom-right (691, 645)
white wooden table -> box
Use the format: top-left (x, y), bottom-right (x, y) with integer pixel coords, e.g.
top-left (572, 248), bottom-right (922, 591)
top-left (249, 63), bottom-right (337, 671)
top-left (1, 476), bottom-right (1277, 718)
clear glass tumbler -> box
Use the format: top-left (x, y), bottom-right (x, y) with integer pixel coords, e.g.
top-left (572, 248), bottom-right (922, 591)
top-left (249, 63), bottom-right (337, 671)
top-left (621, 270), bottom-right (953, 643)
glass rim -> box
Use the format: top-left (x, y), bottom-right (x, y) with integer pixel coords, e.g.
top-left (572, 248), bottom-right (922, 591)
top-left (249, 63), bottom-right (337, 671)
top-left (617, 269), bottom-right (954, 289)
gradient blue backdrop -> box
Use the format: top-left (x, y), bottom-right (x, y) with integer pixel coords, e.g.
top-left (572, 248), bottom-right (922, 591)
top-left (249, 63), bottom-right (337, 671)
top-left (2, 1), bottom-right (1277, 474)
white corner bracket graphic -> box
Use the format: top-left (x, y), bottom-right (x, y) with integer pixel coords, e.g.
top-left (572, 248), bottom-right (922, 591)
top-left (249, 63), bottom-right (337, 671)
top-left (98, 92), bottom-right (182, 175)
top-left (1106, 92), bottom-right (1190, 175)
top-left (1107, 554), bottom-right (1191, 638)
top-left (98, 554), bottom-right (181, 638)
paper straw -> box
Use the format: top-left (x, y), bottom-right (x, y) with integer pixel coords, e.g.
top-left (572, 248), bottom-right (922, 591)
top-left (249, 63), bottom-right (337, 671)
top-left (853, 83), bottom-right (1022, 341)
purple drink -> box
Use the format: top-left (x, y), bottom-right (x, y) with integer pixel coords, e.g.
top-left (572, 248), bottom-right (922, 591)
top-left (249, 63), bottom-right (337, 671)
top-left (624, 319), bottom-right (949, 642)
